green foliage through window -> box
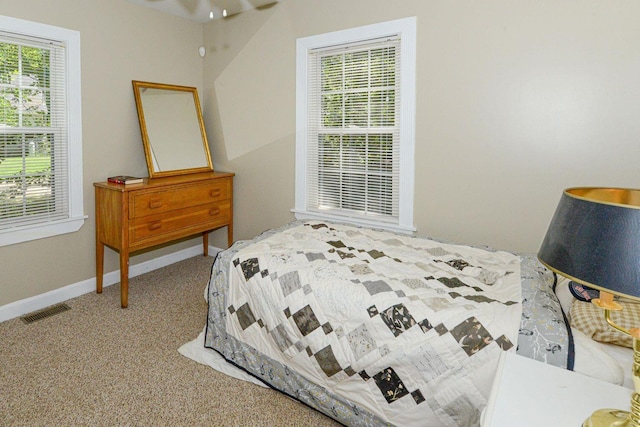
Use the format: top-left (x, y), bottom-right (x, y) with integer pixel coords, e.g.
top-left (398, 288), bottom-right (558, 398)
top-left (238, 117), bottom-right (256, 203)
top-left (0, 40), bottom-right (55, 223)
top-left (315, 43), bottom-right (398, 217)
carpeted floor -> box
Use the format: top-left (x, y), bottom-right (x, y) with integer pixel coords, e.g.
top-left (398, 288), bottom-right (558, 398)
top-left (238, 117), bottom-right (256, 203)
top-left (0, 255), bottom-right (340, 426)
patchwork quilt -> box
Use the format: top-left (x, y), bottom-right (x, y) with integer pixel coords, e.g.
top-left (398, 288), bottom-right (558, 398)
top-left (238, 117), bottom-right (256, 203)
top-left (205, 221), bottom-right (532, 426)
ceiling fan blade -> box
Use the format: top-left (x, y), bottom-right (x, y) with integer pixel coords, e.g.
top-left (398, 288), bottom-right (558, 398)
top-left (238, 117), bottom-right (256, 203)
top-left (176, 0), bottom-right (201, 14)
top-left (245, 0), bottom-right (280, 9)
top-left (210, 0), bottom-right (279, 18)
top-left (126, 0), bottom-right (280, 21)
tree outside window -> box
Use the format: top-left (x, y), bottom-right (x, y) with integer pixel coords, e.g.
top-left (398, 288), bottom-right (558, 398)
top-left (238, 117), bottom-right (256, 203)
top-left (0, 41), bottom-right (56, 223)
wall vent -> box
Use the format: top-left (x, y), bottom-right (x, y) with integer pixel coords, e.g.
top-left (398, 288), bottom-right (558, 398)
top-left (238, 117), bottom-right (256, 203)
top-left (20, 303), bottom-right (71, 324)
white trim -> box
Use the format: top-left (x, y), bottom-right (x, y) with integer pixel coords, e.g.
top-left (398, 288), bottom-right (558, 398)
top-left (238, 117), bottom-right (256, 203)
top-left (295, 17), bottom-right (416, 231)
top-left (0, 244), bottom-right (222, 323)
top-left (0, 15), bottom-right (84, 246)
top-left (397, 19), bottom-right (416, 230)
top-left (0, 215), bottom-right (87, 246)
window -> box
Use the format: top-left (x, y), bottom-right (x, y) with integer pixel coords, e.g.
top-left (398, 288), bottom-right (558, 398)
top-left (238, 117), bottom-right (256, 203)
top-left (0, 16), bottom-right (84, 246)
top-left (294, 18), bottom-right (416, 233)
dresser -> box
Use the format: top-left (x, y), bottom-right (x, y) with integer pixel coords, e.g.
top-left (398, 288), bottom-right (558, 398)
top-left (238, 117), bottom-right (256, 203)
top-left (94, 171), bottom-right (234, 308)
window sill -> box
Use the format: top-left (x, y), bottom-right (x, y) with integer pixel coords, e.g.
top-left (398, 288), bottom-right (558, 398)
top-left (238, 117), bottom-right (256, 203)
top-left (0, 215), bottom-right (87, 247)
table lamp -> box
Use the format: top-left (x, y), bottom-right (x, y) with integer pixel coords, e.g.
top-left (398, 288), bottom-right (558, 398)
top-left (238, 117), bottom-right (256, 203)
top-left (538, 187), bottom-right (640, 427)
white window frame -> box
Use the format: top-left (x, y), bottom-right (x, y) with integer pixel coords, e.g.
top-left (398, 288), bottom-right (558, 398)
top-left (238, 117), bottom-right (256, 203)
top-left (294, 17), bottom-right (416, 233)
top-left (0, 15), bottom-right (84, 246)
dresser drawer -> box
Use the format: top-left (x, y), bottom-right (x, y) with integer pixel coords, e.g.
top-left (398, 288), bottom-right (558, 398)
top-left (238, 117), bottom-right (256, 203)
top-left (130, 200), bottom-right (231, 244)
top-left (129, 178), bottom-right (231, 219)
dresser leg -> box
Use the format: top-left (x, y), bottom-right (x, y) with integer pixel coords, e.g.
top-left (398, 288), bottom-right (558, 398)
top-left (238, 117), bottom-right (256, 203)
top-left (120, 252), bottom-right (129, 308)
top-left (203, 232), bottom-right (209, 256)
top-left (227, 223), bottom-right (233, 247)
top-left (96, 241), bottom-right (104, 294)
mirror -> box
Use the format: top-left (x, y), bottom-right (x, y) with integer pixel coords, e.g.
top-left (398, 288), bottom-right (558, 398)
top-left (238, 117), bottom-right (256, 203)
top-left (132, 81), bottom-right (213, 178)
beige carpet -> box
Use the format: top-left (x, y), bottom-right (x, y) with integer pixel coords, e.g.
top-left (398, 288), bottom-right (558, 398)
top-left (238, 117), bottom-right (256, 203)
top-left (0, 255), bottom-right (340, 427)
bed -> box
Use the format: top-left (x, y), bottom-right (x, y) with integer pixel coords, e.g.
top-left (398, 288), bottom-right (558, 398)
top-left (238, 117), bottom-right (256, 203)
top-left (179, 220), bottom-right (632, 427)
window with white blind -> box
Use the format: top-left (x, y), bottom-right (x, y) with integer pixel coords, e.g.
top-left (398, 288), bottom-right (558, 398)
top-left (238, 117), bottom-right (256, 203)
top-left (294, 18), bottom-right (416, 233)
top-left (0, 16), bottom-right (84, 246)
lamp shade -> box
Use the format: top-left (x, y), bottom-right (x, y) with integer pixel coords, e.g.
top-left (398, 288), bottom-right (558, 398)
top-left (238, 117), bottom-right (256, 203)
top-left (538, 187), bottom-right (640, 301)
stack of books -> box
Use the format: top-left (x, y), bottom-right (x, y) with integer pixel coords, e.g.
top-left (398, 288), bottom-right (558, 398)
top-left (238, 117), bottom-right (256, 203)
top-left (107, 175), bottom-right (144, 185)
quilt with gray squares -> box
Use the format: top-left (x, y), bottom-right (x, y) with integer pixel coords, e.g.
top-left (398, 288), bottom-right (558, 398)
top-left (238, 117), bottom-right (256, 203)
top-left (204, 220), bottom-right (565, 427)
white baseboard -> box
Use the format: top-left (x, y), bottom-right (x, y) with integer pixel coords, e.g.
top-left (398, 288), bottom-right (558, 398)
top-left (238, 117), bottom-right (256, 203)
top-left (0, 244), bottom-right (221, 323)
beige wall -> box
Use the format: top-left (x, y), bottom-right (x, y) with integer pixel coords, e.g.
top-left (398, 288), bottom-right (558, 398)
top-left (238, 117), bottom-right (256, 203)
top-left (3, 0), bottom-right (640, 308)
top-left (0, 0), bottom-right (204, 306)
top-left (204, 0), bottom-right (640, 253)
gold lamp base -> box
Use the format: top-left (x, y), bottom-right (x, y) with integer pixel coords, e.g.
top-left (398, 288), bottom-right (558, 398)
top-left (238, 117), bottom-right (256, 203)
top-left (583, 409), bottom-right (635, 427)
top-left (582, 299), bottom-right (640, 427)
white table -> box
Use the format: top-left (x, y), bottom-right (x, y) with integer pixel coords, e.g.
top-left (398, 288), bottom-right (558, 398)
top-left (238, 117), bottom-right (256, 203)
top-left (482, 351), bottom-right (633, 427)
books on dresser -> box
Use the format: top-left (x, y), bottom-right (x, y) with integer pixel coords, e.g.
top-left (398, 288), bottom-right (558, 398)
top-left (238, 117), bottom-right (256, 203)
top-left (107, 175), bottom-right (143, 185)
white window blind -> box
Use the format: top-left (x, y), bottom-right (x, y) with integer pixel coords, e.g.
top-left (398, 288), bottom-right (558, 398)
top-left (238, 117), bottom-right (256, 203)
top-left (0, 33), bottom-right (68, 229)
top-left (0, 15), bottom-right (84, 246)
top-left (307, 37), bottom-right (401, 223)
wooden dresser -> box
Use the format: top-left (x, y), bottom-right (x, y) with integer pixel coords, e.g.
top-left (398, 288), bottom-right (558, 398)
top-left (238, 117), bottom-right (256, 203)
top-left (94, 171), bottom-right (234, 308)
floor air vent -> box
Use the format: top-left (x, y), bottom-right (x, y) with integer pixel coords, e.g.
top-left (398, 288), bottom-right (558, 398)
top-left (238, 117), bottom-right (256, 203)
top-left (21, 303), bottom-right (71, 324)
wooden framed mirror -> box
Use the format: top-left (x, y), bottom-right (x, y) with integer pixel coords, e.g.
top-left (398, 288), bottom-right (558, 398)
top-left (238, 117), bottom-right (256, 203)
top-left (132, 81), bottom-right (213, 178)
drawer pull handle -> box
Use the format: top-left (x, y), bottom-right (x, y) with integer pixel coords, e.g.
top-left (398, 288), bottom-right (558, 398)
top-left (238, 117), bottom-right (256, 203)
top-left (209, 208), bottom-right (221, 216)
top-left (148, 200), bottom-right (162, 209)
top-left (148, 221), bottom-right (162, 230)
top-left (210, 189), bottom-right (222, 198)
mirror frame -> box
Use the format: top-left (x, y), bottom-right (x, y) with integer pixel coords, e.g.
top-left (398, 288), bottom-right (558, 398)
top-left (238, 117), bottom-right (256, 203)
top-left (132, 80), bottom-right (213, 178)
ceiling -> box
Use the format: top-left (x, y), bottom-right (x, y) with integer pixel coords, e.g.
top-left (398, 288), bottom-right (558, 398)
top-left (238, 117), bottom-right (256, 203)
top-left (125, 0), bottom-right (279, 23)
